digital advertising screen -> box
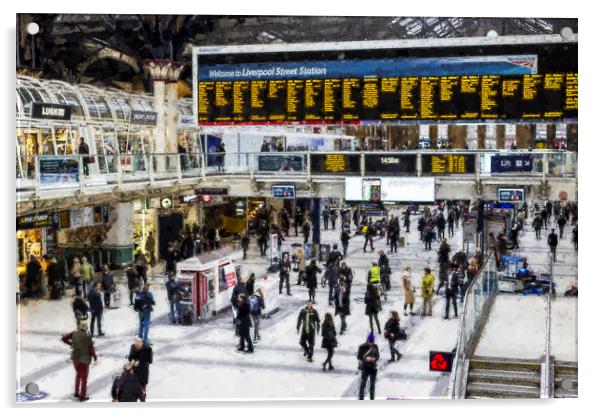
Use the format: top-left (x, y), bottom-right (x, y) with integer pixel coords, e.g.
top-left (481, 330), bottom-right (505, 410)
top-left (498, 188), bottom-right (525, 203)
top-left (272, 185), bottom-right (296, 199)
top-left (362, 178), bottom-right (381, 202)
top-left (345, 177), bottom-right (435, 202)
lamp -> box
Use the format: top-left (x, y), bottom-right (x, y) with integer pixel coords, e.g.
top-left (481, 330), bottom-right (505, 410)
top-left (27, 22), bottom-right (40, 70)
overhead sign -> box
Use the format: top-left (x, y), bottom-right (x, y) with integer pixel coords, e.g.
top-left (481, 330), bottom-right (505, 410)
top-left (491, 154), bottom-right (533, 173)
top-left (429, 351), bottom-right (454, 372)
top-left (130, 111), bottom-right (157, 126)
top-left (195, 187), bottom-right (229, 196)
top-left (310, 154), bottom-right (360, 174)
top-left (257, 155), bottom-right (305, 172)
top-left (422, 154), bottom-right (476, 174)
top-left (364, 154), bottom-right (416, 175)
top-left (498, 188), bottom-right (525, 203)
top-left (17, 213), bottom-right (49, 230)
top-left (31, 103), bottom-right (72, 120)
top-left (178, 114), bottom-right (197, 127)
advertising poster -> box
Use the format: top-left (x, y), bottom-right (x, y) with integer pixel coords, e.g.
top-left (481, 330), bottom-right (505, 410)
top-left (257, 155), bottom-right (305, 172)
top-left (498, 188), bottom-right (525, 203)
top-left (70, 208), bottom-right (83, 228)
top-left (39, 156), bottom-right (80, 188)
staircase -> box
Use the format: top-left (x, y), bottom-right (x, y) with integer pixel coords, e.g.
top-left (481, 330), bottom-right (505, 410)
top-left (554, 361), bottom-right (578, 398)
top-left (465, 356), bottom-right (542, 399)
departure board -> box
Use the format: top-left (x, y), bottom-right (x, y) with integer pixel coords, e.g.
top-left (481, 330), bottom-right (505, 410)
top-left (422, 154), bottom-right (476, 175)
top-left (197, 73), bottom-right (577, 124)
top-left (310, 154), bottom-right (361, 174)
top-left (365, 154), bottom-right (416, 175)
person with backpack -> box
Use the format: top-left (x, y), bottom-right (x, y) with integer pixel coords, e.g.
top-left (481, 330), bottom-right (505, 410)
top-left (548, 229), bottom-right (559, 262)
top-left (321, 312), bottom-right (338, 371)
top-left (235, 293), bottom-right (254, 353)
top-left (87, 282), bottom-right (105, 337)
top-left (297, 301), bottom-right (321, 362)
top-left (357, 332), bottom-right (380, 400)
top-left (126, 265), bottom-right (140, 306)
top-left (101, 265), bottom-right (115, 308)
top-left (128, 337), bottom-right (153, 392)
top-left (111, 362), bottom-right (145, 402)
top-left (305, 259), bottom-right (322, 304)
top-left (249, 288), bottom-right (265, 343)
top-left (61, 321), bottom-right (97, 402)
top-left (438, 239), bottom-right (451, 266)
top-left (334, 281), bottom-right (350, 335)
top-left (279, 252), bottom-right (292, 296)
top-left (72, 289), bottom-right (89, 327)
top-left (384, 310), bottom-right (406, 362)
top-left (364, 284), bottom-right (382, 334)
top-left (134, 283), bottom-right (155, 345)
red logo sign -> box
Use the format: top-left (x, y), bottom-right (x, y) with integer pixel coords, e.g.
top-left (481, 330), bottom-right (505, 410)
top-left (429, 351), bottom-right (453, 372)
top-left (202, 195), bottom-right (212, 203)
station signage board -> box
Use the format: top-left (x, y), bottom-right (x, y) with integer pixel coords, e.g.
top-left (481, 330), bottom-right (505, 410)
top-left (421, 154), bottom-right (475, 174)
top-left (498, 188), bottom-right (525, 203)
top-left (310, 154), bottom-right (360, 175)
top-left (31, 103), bottom-right (72, 121)
top-left (272, 185), bottom-right (296, 199)
top-left (195, 187), bottom-right (229, 196)
top-left (130, 111), bottom-right (157, 126)
top-left (17, 213), bottom-right (50, 230)
top-left (491, 154), bottom-right (533, 173)
top-left (257, 155), bottom-right (305, 172)
top-left (364, 154), bottom-right (416, 175)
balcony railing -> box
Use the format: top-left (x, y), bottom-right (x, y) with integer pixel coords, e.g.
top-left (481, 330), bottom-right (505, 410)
top-left (16, 150), bottom-right (577, 197)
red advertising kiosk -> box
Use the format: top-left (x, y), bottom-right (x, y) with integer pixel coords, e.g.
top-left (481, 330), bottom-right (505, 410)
top-left (176, 246), bottom-right (244, 320)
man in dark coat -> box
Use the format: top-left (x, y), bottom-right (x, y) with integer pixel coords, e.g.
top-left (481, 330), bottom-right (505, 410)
top-left (126, 266), bottom-right (140, 306)
top-left (87, 282), bottom-right (105, 337)
top-left (279, 252), bottom-right (292, 296)
top-left (231, 277), bottom-right (248, 335)
top-left (325, 262), bottom-right (339, 306)
top-left (322, 207), bottom-right (330, 230)
top-left (78, 137), bottom-right (90, 176)
top-left (304, 260), bottom-right (322, 304)
top-left (548, 229), bottom-right (559, 262)
top-left (338, 262), bottom-right (354, 294)
top-left (101, 264), bottom-right (115, 308)
top-left (302, 220), bottom-right (311, 245)
top-left (296, 301), bottom-right (320, 362)
top-left (340, 228), bottom-right (351, 257)
top-left (443, 269), bottom-right (460, 320)
top-left (46, 256), bottom-right (62, 294)
top-left (240, 232), bottom-right (250, 259)
top-left (357, 332), bottom-right (380, 400)
top-left (25, 255), bottom-right (42, 298)
top-left (334, 282), bottom-right (350, 335)
top-left (294, 207), bottom-right (303, 236)
top-left (236, 293), bottom-right (254, 353)
top-left (128, 337), bottom-right (153, 390)
top-left (111, 363), bottom-right (145, 402)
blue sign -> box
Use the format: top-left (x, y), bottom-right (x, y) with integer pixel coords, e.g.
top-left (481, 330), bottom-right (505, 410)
top-left (498, 188), bottom-right (525, 203)
top-left (272, 185), bottom-right (295, 199)
top-left (16, 391), bottom-right (48, 402)
top-left (491, 155), bottom-right (533, 173)
top-left (198, 55), bottom-right (537, 81)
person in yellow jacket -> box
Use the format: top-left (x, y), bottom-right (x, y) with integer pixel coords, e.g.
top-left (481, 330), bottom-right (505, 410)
top-left (421, 267), bottom-right (435, 316)
top-left (367, 262), bottom-right (381, 285)
top-left (80, 257), bottom-right (95, 299)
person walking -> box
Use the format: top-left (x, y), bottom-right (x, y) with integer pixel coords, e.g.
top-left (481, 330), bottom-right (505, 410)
top-left (340, 227), bottom-right (351, 257)
top-left (305, 259), bottom-right (321, 304)
top-left (87, 282), bottom-right (105, 337)
top-left (533, 213), bottom-right (543, 240)
top-left (384, 311), bottom-right (405, 362)
top-left (297, 301), bottom-right (320, 362)
top-left (235, 293), bottom-right (254, 353)
top-left (421, 268), bottom-right (435, 317)
top-left (364, 284), bottom-right (382, 334)
top-left (357, 332), bottom-right (380, 400)
top-left (80, 257), bottom-right (94, 299)
top-left (302, 219), bottom-right (311, 245)
top-left (443, 269), bottom-right (459, 320)
top-left (321, 312), bottom-right (338, 371)
top-left (334, 281), bottom-right (350, 335)
top-left (217, 142), bottom-right (226, 172)
top-left (249, 288), bottom-right (265, 343)
top-left (402, 267), bottom-right (415, 316)
top-left (279, 252), bottom-right (292, 296)
top-left (145, 232), bottom-right (156, 266)
top-left (101, 265), bottom-right (115, 308)
top-left (548, 229), bottom-right (559, 262)
top-left (72, 289), bottom-right (89, 326)
top-left (572, 224), bottom-right (578, 251)
top-left (423, 225), bottom-right (434, 251)
top-left (24, 255), bottom-right (42, 298)
top-left (78, 137), bottom-right (90, 176)
top-left (61, 321), bottom-right (97, 402)
top-left (165, 272), bottom-right (181, 324)
top-left (230, 276), bottom-right (248, 336)
top-left (240, 232), bottom-right (250, 260)
top-left (128, 337), bottom-right (153, 392)
top-left (126, 265), bottom-right (140, 306)
top-left (403, 209), bottom-right (411, 233)
top-left (447, 209), bottom-right (455, 237)
top-left (363, 220), bottom-right (375, 253)
top-left (541, 207), bottom-right (549, 230)
top-left (557, 212), bottom-right (567, 239)
top-left (322, 206), bottom-right (330, 230)
top-left (134, 283), bottom-right (155, 345)
top-left (330, 208), bottom-right (338, 230)
top-left (294, 207), bottom-right (303, 236)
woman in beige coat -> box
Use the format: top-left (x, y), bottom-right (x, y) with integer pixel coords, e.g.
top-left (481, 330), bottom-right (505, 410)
top-left (402, 267), bottom-right (415, 316)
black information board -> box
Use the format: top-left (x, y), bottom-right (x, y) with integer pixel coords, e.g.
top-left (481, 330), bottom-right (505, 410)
top-left (310, 154), bottom-right (360, 174)
top-left (365, 154), bottom-right (417, 175)
top-left (257, 155), bottom-right (305, 172)
top-left (31, 103), bottom-right (72, 120)
top-left (421, 154), bottom-right (476, 175)
top-left (198, 73), bottom-right (577, 124)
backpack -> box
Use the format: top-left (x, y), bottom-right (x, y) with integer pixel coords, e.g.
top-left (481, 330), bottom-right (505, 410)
top-left (248, 295), bottom-right (261, 314)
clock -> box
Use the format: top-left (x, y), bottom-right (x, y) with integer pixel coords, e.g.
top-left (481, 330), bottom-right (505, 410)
top-left (161, 197), bottom-right (172, 209)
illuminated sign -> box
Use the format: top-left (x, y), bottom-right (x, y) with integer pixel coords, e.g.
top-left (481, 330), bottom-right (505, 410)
top-left (429, 351), bottom-right (454, 372)
top-left (422, 154), bottom-right (475, 174)
top-left (130, 111), bottom-right (157, 126)
top-left (498, 188), bottom-right (525, 203)
top-left (17, 213), bottom-right (49, 230)
top-left (272, 185), bottom-right (296, 199)
top-left (364, 154), bottom-right (416, 175)
top-left (310, 154), bottom-right (360, 174)
top-left (491, 155), bottom-right (533, 172)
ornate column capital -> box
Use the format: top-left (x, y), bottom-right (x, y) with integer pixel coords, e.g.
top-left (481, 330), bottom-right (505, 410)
top-left (143, 59), bottom-right (185, 82)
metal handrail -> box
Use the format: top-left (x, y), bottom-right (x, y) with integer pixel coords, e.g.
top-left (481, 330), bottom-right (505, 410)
top-left (448, 251), bottom-right (495, 398)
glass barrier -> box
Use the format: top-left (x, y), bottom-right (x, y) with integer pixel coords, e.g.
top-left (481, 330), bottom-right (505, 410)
top-left (180, 153), bottom-right (203, 178)
top-left (253, 152), bottom-right (308, 175)
top-left (120, 154), bottom-right (149, 179)
top-left (152, 154), bottom-right (180, 176)
top-left (450, 252), bottom-right (499, 398)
